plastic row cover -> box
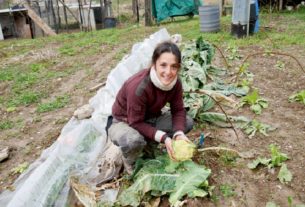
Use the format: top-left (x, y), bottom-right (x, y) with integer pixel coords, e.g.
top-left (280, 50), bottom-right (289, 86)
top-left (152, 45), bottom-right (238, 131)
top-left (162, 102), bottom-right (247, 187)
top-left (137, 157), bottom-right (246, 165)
top-left (0, 28), bottom-right (171, 207)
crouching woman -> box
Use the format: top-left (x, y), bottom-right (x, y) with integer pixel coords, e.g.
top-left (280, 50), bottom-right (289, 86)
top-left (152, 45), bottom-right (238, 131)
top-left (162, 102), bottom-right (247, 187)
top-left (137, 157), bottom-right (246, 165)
top-left (107, 41), bottom-right (193, 173)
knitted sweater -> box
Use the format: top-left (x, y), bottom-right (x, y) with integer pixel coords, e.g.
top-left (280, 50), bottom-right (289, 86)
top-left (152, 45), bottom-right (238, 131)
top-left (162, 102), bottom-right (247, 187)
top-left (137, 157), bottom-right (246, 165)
top-left (112, 68), bottom-right (186, 142)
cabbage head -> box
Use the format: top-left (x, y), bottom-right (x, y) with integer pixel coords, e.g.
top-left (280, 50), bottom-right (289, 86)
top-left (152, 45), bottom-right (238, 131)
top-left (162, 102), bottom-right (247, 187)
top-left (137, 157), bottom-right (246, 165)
top-left (172, 140), bottom-right (196, 161)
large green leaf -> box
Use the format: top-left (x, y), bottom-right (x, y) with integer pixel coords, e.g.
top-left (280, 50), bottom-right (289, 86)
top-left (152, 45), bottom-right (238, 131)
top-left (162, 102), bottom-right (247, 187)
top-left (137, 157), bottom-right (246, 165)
top-left (195, 36), bottom-right (215, 64)
top-left (184, 93), bottom-right (214, 118)
top-left (118, 158), bottom-right (178, 206)
top-left (239, 90), bottom-right (268, 114)
top-left (206, 65), bottom-right (227, 81)
top-left (169, 161), bottom-right (211, 206)
top-left (203, 81), bottom-right (248, 97)
top-left (241, 90), bottom-right (259, 105)
top-left (117, 156), bottom-right (211, 207)
top-left (277, 163), bottom-right (292, 184)
top-left (197, 112), bottom-right (249, 128)
top-left (242, 119), bottom-right (276, 138)
top-left (247, 157), bottom-right (271, 169)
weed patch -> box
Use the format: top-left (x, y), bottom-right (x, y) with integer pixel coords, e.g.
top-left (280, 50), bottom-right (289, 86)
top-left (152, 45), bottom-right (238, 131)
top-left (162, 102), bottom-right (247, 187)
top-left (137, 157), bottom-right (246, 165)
top-left (37, 95), bottom-right (70, 113)
top-left (220, 184), bottom-right (236, 198)
top-left (8, 91), bottom-right (43, 107)
top-left (0, 120), bottom-right (14, 130)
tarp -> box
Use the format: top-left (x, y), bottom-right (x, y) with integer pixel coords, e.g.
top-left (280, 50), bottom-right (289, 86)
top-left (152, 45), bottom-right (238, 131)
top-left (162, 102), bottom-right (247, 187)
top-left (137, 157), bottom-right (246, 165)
top-left (0, 28), bottom-right (171, 207)
top-left (152, 0), bottom-right (202, 23)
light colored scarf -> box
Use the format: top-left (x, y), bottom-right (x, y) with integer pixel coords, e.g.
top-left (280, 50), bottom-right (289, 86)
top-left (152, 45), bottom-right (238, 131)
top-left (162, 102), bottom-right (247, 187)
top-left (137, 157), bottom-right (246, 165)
top-left (150, 67), bottom-right (177, 91)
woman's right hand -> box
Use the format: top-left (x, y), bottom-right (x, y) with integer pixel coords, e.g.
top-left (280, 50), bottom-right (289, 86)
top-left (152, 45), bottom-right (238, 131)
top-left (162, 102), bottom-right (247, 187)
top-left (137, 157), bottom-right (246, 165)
top-left (164, 138), bottom-right (176, 161)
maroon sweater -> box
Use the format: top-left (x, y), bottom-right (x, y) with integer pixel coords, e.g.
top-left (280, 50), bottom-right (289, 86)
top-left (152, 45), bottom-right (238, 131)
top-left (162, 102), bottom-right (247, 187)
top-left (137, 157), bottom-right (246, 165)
top-left (112, 68), bottom-right (186, 142)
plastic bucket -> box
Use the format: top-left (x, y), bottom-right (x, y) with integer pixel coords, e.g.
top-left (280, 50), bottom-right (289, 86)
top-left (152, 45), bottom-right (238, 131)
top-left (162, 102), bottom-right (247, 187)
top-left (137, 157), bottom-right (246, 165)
top-left (199, 5), bottom-right (220, 32)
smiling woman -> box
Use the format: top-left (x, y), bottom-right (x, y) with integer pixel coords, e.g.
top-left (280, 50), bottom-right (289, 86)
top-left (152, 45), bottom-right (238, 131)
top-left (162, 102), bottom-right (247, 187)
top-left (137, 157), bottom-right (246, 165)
top-left (107, 41), bottom-right (194, 174)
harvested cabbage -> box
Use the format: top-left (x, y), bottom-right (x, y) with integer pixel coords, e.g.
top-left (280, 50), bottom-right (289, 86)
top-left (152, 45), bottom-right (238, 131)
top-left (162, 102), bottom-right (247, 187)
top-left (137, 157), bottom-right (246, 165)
top-left (172, 140), bottom-right (196, 161)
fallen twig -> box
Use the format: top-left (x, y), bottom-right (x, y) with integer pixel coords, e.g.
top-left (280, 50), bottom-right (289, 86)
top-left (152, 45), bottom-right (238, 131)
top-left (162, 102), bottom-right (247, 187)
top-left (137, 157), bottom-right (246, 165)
top-left (89, 82), bottom-right (106, 92)
top-left (212, 43), bottom-right (229, 69)
top-left (187, 90), bottom-right (240, 142)
top-left (95, 177), bottom-right (123, 191)
top-left (235, 51), bottom-right (305, 83)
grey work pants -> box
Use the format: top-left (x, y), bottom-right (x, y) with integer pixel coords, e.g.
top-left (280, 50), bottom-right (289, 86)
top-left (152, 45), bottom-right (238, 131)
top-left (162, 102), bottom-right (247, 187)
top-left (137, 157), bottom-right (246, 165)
top-left (108, 111), bottom-right (194, 166)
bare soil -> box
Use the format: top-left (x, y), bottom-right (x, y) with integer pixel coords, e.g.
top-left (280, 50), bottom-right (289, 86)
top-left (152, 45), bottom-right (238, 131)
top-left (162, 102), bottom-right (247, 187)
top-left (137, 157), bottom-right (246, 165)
top-left (0, 42), bottom-right (132, 191)
top-left (183, 45), bottom-right (305, 206)
top-left (1, 41), bottom-right (304, 206)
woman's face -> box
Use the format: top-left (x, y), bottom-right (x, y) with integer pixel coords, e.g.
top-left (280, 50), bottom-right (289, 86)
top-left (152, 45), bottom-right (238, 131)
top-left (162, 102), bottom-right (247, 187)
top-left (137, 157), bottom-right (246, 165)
top-left (154, 52), bottom-right (180, 86)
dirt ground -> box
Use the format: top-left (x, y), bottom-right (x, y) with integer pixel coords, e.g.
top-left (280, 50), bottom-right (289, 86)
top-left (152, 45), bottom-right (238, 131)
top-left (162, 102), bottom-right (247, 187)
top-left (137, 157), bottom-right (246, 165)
top-left (1, 41), bottom-right (305, 206)
top-left (183, 45), bottom-right (305, 206)
top-left (0, 42), bottom-right (133, 191)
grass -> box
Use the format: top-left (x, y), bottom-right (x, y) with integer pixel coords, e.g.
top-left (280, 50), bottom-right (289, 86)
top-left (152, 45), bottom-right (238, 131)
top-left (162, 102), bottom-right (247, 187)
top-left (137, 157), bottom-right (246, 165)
top-left (0, 120), bottom-right (14, 130)
top-left (8, 91), bottom-right (43, 107)
top-left (37, 95), bottom-right (70, 113)
top-left (219, 151), bottom-right (238, 166)
top-left (220, 184), bottom-right (236, 198)
top-left (0, 9), bottom-right (304, 112)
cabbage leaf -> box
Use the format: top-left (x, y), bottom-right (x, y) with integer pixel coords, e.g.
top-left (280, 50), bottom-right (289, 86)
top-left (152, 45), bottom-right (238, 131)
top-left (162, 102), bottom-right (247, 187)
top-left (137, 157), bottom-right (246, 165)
top-left (117, 155), bottom-right (211, 207)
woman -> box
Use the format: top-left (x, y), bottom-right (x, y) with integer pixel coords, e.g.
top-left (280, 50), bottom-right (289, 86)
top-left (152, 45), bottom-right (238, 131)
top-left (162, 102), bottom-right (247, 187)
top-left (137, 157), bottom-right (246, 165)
top-left (108, 41), bottom-right (193, 173)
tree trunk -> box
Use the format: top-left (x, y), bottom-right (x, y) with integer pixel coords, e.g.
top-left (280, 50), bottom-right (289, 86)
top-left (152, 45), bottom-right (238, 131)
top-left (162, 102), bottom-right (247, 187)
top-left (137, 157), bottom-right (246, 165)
top-left (87, 0), bottom-right (93, 31)
top-left (132, 0), bottom-right (137, 16)
top-left (78, 0), bottom-right (84, 30)
top-left (50, 0), bottom-right (58, 33)
top-left (56, 0), bottom-right (61, 30)
top-left (136, 0), bottom-right (139, 23)
top-left (100, 0), bottom-right (105, 28)
top-left (45, 0), bottom-right (50, 25)
top-left (58, 0), bottom-right (80, 25)
top-left (279, 0), bottom-right (283, 10)
top-left (62, 0), bottom-right (68, 31)
top-left (144, 0), bottom-right (152, 26)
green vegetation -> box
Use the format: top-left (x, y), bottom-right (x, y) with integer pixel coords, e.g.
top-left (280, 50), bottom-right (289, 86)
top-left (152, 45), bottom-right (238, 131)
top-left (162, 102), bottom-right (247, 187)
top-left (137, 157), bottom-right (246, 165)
top-left (0, 120), bottom-right (14, 130)
top-left (37, 95), bottom-right (70, 113)
top-left (225, 45), bottom-right (242, 61)
top-left (275, 60), bottom-right (285, 70)
top-left (239, 90), bottom-right (268, 115)
top-left (1, 10), bottom-right (304, 112)
top-left (248, 144), bottom-right (292, 184)
top-left (116, 155), bottom-right (211, 207)
top-left (289, 90), bottom-right (305, 106)
top-left (11, 162), bottom-right (29, 175)
top-left (219, 151), bottom-right (238, 166)
top-left (242, 119), bottom-right (276, 138)
top-left (266, 196), bottom-right (305, 207)
top-left (220, 184), bottom-right (236, 198)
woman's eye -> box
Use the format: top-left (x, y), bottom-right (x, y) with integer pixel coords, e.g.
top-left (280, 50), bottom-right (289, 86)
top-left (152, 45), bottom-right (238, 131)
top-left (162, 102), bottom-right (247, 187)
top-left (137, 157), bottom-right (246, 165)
top-left (171, 65), bottom-right (179, 70)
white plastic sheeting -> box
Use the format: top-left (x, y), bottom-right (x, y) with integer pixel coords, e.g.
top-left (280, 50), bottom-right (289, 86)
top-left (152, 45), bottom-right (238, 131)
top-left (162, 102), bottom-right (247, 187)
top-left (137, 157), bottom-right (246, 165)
top-left (0, 28), bottom-right (171, 207)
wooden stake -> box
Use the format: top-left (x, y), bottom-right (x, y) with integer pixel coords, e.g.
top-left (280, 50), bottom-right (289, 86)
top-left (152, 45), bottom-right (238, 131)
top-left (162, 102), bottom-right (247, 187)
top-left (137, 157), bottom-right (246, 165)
top-left (23, 2), bottom-right (57, 36)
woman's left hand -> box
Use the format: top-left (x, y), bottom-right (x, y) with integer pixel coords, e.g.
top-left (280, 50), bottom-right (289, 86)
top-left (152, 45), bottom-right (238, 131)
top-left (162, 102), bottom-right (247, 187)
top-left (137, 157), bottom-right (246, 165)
top-left (175, 134), bottom-right (191, 143)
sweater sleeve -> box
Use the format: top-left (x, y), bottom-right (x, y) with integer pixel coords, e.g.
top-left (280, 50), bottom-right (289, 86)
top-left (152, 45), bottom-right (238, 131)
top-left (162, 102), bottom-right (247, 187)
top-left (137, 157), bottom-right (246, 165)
top-left (127, 88), bottom-right (168, 142)
top-left (169, 81), bottom-right (186, 133)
